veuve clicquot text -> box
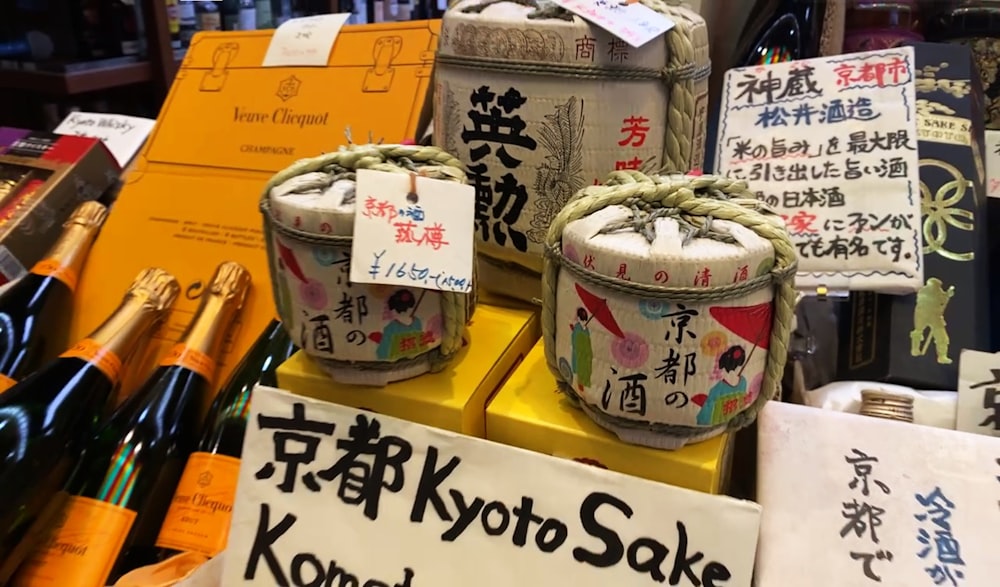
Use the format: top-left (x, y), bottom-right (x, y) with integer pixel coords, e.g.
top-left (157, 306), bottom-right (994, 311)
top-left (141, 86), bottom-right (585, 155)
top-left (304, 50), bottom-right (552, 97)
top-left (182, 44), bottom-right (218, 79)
top-left (0, 268), bottom-right (180, 586)
top-left (0, 201), bottom-right (109, 393)
top-left (156, 318), bottom-right (295, 558)
top-left (14, 262), bottom-right (251, 587)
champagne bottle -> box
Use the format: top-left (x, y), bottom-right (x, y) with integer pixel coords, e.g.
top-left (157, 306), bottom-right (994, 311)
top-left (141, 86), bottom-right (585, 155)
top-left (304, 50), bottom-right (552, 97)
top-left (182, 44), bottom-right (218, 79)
top-left (734, 0), bottom-right (826, 66)
top-left (0, 201), bottom-right (108, 394)
top-left (155, 318), bottom-right (295, 558)
top-left (0, 269), bottom-right (180, 586)
top-left (13, 263), bottom-right (251, 587)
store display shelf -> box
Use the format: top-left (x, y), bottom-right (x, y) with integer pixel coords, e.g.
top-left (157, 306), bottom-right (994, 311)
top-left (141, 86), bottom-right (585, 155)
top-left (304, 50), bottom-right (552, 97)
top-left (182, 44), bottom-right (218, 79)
top-left (0, 62), bottom-right (153, 95)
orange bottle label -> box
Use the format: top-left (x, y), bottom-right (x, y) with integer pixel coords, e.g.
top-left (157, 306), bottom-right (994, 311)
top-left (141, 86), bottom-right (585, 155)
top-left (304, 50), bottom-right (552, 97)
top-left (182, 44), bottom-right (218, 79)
top-left (155, 452), bottom-right (240, 557)
top-left (13, 496), bottom-right (136, 587)
top-left (30, 259), bottom-right (79, 292)
top-left (0, 373), bottom-right (16, 394)
top-left (60, 338), bottom-right (122, 384)
top-left (159, 344), bottom-right (216, 382)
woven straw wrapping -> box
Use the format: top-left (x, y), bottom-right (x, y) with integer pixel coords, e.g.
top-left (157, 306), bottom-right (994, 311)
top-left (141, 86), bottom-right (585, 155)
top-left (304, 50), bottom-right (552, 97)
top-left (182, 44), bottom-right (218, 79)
top-left (542, 171), bottom-right (797, 450)
top-left (260, 144), bottom-right (476, 387)
top-left (435, 0), bottom-right (710, 302)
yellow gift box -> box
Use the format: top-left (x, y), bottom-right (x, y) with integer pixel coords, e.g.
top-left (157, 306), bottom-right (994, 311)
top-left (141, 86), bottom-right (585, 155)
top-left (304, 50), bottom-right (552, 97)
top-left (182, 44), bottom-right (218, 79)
top-left (487, 341), bottom-right (733, 494)
top-left (277, 304), bottom-right (539, 437)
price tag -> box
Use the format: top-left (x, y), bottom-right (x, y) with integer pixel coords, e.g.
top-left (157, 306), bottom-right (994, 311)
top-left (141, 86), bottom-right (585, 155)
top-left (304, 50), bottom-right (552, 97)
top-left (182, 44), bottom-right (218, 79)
top-left (549, 0), bottom-right (675, 48)
top-left (53, 112), bottom-right (155, 168)
top-left (349, 169), bottom-right (475, 293)
top-left (262, 13), bottom-right (350, 68)
top-left (986, 130), bottom-right (1000, 199)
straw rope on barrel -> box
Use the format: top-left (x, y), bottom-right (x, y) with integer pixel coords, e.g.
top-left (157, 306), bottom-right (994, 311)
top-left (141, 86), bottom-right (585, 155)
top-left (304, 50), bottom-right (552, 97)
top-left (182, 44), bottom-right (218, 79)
top-left (260, 143), bottom-right (476, 386)
top-left (434, 0), bottom-right (711, 302)
top-left (541, 170), bottom-right (797, 449)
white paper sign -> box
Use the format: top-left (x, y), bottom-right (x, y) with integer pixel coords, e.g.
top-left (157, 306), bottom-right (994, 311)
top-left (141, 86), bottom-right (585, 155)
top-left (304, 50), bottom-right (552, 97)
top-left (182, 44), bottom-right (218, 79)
top-left (53, 111), bottom-right (155, 168)
top-left (225, 386), bottom-right (761, 586)
top-left (716, 47), bottom-right (923, 294)
top-left (549, 0), bottom-right (675, 48)
top-left (756, 402), bottom-right (1000, 586)
top-left (985, 130), bottom-right (1000, 199)
top-left (262, 13), bottom-right (350, 67)
top-left (349, 169), bottom-right (474, 293)
top-left (955, 349), bottom-right (1000, 437)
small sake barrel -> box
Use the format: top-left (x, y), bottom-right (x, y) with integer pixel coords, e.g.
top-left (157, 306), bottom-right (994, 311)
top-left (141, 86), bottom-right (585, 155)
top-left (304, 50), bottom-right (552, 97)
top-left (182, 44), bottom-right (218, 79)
top-left (542, 171), bottom-right (797, 449)
top-left (434, 0), bottom-right (711, 302)
top-left (260, 144), bottom-right (475, 387)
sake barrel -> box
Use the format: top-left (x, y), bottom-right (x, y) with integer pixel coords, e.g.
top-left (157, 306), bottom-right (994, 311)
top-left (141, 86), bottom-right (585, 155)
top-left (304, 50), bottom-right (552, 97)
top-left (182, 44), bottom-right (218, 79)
top-left (260, 144), bottom-right (475, 386)
top-left (434, 0), bottom-right (711, 302)
top-left (542, 171), bottom-right (797, 449)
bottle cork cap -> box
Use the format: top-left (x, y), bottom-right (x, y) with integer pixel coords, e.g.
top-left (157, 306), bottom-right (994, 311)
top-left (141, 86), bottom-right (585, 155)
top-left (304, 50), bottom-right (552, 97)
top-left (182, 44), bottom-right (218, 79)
top-left (129, 268), bottom-right (181, 312)
top-left (207, 261), bottom-right (252, 307)
top-left (64, 201), bottom-right (109, 230)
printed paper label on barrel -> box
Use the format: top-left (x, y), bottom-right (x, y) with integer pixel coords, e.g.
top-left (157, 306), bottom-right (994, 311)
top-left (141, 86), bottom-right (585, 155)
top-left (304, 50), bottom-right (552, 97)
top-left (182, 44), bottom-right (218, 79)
top-left (271, 234), bottom-right (444, 363)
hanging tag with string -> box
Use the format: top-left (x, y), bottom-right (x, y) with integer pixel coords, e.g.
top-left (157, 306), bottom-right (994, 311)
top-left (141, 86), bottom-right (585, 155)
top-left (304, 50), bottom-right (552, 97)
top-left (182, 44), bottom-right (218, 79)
top-left (349, 168), bottom-right (475, 293)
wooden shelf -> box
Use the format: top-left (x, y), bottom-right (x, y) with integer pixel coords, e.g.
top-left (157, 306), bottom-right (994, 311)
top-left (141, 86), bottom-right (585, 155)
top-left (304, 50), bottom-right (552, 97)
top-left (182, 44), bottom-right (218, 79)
top-left (0, 62), bottom-right (153, 95)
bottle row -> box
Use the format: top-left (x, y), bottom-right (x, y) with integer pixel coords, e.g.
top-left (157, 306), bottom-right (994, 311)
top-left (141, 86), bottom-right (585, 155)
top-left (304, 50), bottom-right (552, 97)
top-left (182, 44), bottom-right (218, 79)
top-left (0, 201), bottom-right (296, 586)
top-left (166, 0), bottom-right (449, 49)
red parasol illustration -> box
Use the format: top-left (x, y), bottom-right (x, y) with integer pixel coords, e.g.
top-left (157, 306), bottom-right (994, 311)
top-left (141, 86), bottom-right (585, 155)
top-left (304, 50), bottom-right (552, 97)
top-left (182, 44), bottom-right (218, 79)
top-left (709, 302), bottom-right (774, 375)
top-left (575, 283), bottom-right (625, 338)
top-left (276, 240), bottom-right (308, 283)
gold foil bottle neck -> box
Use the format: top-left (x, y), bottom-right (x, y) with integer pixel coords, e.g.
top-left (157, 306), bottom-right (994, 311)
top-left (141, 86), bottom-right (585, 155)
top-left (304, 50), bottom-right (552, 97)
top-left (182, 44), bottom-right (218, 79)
top-left (206, 261), bottom-right (251, 308)
top-left (128, 268), bottom-right (181, 312)
top-left (64, 201), bottom-right (109, 230)
top-left (860, 390), bottom-right (915, 424)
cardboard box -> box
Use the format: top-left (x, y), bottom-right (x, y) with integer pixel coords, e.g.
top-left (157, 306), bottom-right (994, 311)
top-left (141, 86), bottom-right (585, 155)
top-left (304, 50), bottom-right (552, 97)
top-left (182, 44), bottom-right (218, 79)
top-left (839, 42), bottom-right (993, 390)
top-left (487, 341), bottom-right (733, 494)
top-left (276, 304), bottom-right (539, 437)
top-left (0, 132), bottom-right (119, 285)
top-left (67, 22), bottom-right (442, 415)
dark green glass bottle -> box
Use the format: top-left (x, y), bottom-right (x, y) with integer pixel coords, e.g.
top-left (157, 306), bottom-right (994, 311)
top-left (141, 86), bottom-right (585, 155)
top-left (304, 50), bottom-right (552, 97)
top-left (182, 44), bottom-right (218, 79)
top-left (0, 268), bottom-right (179, 586)
top-left (12, 263), bottom-right (250, 587)
top-left (154, 318), bottom-right (295, 558)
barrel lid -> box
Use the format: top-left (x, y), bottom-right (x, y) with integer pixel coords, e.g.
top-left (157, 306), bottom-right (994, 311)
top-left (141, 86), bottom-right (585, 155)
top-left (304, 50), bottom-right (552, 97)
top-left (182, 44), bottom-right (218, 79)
top-left (268, 172), bottom-right (356, 237)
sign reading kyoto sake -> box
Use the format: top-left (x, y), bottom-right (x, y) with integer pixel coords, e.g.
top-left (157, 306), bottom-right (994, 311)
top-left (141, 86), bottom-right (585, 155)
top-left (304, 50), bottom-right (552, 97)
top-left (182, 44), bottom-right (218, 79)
top-left (225, 386), bottom-right (761, 586)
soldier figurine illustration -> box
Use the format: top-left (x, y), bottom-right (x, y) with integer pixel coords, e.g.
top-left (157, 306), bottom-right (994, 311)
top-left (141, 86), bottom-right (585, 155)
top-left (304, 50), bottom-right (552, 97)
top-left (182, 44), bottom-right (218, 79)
top-left (910, 278), bottom-right (956, 365)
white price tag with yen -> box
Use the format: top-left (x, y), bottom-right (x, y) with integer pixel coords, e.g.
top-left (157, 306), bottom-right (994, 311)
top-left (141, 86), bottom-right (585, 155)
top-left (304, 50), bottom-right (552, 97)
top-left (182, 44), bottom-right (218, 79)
top-left (262, 13), bottom-right (350, 67)
top-left (349, 169), bottom-right (475, 294)
top-left (549, 0), bottom-right (675, 48)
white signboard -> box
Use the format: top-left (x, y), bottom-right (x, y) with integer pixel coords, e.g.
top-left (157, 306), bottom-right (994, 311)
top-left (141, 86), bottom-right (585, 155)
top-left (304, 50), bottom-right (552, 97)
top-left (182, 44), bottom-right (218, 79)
top-left (716, 47), bottom-right (923, 294)
top-left (956, 349), bottom-right (1000, 437)
top-left (756, 401), bottom-right (1000, 586)
top-left (986, 130), bottom-right (1000, 199)
top-left (350, 169), bottom-right (475, 293)
top-left (54, 112), bottom-right (155, 168)
top-left (226, 386), bottom-right (761, 586)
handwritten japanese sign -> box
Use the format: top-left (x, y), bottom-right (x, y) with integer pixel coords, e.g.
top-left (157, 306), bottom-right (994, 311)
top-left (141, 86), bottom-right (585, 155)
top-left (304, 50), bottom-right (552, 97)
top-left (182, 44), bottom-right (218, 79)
top-left (53, 111), bottom-right (154, 168)
top-left (716, 47), bottom-right (923, 294)
top-left (262, 13), bottom-right (350, 67)
top-left (549, 0), bottom-right (675, 48)
top-left (986, 130), bottom-right (1000, 199)
top-left (956, 350), bottom-right (1000, 438)
top-left (756, 401), bottom-right (1000, 586)
top-left (225, 386), bottom-right (761, 586)
top-left (350, 169), bottom-right (474, 294)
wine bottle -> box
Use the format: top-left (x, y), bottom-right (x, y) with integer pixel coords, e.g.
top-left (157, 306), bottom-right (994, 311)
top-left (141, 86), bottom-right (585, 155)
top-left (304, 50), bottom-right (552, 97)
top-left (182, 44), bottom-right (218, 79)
top-left (0, 268), bottom-right (180, 586)
top-left (0, 201), bottom-right (108, 394)
top-left (155, 318), bottom-right (295, 558)
top-left (734, 0), bottom-right (826, 66)
top-left (13, 262), bottom-right (251, 587)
